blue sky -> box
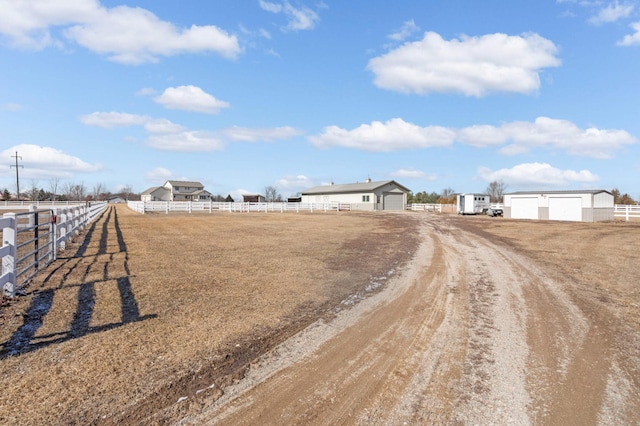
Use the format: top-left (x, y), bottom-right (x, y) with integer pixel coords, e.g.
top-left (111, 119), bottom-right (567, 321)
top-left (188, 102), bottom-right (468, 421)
top-left (1, 0), bottom-right (639, 200)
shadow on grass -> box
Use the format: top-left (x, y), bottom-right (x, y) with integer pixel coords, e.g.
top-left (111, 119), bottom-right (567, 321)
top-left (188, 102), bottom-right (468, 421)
top-left (1, 206), bottom-right (157, 359)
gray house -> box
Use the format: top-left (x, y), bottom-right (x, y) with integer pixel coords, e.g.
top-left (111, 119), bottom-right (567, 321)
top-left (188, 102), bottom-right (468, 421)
top-left (300, 179), bottom-right (410, 211)
top-left (141, 180), bottom-right (212, 202)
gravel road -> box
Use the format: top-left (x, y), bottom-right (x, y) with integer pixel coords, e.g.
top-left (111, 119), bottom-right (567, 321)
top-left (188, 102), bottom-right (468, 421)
top-left (178, 214), bottom-right (637, 425)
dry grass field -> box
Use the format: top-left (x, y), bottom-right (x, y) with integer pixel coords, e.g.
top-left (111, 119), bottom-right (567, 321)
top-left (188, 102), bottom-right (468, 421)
top-left (0, 205), bottom-right (420, 424)
top-left (0, 205), bottom-right (638, 424)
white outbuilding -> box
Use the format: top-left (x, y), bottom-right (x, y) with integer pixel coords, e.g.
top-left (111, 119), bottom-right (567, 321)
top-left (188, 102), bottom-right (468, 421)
top-left (503, 190), bottom-right (614, 222)
top-left (301, 179), bottom-right (410, 211)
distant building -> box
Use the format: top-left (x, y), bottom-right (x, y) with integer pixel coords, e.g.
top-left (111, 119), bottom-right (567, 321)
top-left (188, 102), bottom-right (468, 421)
top-left (140, 180), bottom-right (212, 202)
top-left (242, 194), bottom-right (266, 203)
top-left (300, 178), bottom-right (410, 211)
top-left (503, 190), bottom-right (614, 222)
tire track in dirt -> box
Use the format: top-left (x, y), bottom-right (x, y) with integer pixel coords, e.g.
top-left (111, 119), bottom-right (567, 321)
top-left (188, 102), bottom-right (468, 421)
top-left (180, 214), bottom-right (623, 425)
top-left (183, 225), bottom-right (464, 425)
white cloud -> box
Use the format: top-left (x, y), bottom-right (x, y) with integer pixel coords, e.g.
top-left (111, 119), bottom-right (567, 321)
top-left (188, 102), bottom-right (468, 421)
top-left (0, 144), bottom-right (101, 180)
top-left (82, 109), bottom-right (301, 152)
top-left (477, 163), bottom-right (599, 188)
top-left (618, 21), bottom-right (640, 46)
top-left (154, 85), bottom-right (230, 114)
top-left (144, 167), bottom-right (178, 182)
top-left (259, 0), bottom-right (320, 31)
top-left (276, 174), bottom-right (314, 193)
top-left (309, 118), bottom-right (456, 152)
top-left (259, 0), bottom-right (283, 14)
top-left (367, 31), bottom-right (561, 97)
top-left (309, 116), bottom-right (635, 158)
top-left (390, 168), bottom-right (437, 180)
top-left (388, 20), bottom-right (420, 41)
top-left (0, 1), bottom-right (241, 64)
top-left (589, 2), bottom-right (634, 25)
top-left (1, 103), bottom-right (25, 111)
top-left (144, 118), bottom-right (186, 134)
top-left (136, 87), bottom-right (157, 97)
top-left (147, 131), bottom-right (224, 152)
top-left (80, 111), bottom-right (149, 128)
top-left (222, 125), bottom-right (302, 141)
top-left (460, 117), bottom-right (636, 158)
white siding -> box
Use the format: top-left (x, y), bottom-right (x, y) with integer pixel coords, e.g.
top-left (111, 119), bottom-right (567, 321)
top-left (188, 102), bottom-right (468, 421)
top-left (549, 197), bottom-right (582, 221)
top-left (593, 192), bottom-right (614, 208)
top-left (511, 197), bottom-right (539, 219)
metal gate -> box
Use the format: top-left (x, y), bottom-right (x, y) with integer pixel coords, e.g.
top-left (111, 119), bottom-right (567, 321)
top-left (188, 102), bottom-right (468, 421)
top-left (2, 209), bottom-right (55, 297)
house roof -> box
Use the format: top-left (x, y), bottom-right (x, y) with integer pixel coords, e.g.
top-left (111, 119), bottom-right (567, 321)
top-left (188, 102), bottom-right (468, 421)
top-left (165, 180), bottom-right (204, 188)
top-left (507, 189), bottom-right (612, 196)
top-left (141, 186), bottom-right (165, 195)
top-left (301, 180), bottom-right (410, 195)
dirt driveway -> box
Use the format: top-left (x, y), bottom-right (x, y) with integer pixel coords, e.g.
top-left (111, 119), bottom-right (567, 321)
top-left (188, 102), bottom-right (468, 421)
top-left (1, 207), bottom-right (638, 424)
top-left (183, 214), bottom-right (640, 425)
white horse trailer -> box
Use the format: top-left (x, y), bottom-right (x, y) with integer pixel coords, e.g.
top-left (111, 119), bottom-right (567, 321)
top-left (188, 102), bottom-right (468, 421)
top-left (457, 193), bottom-right (491, 215)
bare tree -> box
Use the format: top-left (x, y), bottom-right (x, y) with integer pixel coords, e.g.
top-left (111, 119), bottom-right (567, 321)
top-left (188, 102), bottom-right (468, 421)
top-left (29, 180), bottom-right (40, 201)
top-left (485, 180), bottom-right (508, 203)
top-left (49, 177), bottom-right (60, 201)
top-left (441, 187), bottom-right (455, 198)
top-left (64, 182), bottom-right (86, 201)
top-left (264, 185), bottom-right (282, 202)
top-left (93, 183), bottom-right (106, 201)
top-left (120, 184), bottom-right (133, 201)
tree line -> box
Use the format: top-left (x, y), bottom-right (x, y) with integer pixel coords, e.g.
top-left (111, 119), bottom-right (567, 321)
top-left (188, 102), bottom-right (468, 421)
top-left (0, 179), bottom-right (136, 202)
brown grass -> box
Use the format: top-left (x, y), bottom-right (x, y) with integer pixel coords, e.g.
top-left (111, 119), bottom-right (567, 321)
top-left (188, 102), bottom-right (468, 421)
top-left (0, 205), bottom-right (420, 425)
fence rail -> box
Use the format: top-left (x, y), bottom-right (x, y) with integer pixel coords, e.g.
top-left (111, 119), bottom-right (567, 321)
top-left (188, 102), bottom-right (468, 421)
top-left (1, 202), bottom-right (108, 297)
top-left (0, 201), bottom-right (88, 210)
top-left (127, 201), bottom-right (355, 214)
top-left (614, 204), bottom-right (640, 221)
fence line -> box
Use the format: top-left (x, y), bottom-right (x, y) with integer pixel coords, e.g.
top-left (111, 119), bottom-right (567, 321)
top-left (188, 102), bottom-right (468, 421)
top-left (1, 202), bottom-right (108, 297)
top-left (407, 203), bottom-right (443, 212)
top-left (127, 201), bottom-right (356, 214)
top-left (614, 204), bottom-right (640, 221)
top-left (0, 201), bottom-right (88, 210)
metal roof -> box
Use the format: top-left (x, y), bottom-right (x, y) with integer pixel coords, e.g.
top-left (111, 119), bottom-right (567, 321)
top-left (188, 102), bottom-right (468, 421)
top-left (140, 186), bottom-right (165, 195)
top-left (301, 180), bottom-right (410, 195)
top-left (165, 180), bottom-right (204, 188)
top-left (506, 189), bottom-right (612, 195)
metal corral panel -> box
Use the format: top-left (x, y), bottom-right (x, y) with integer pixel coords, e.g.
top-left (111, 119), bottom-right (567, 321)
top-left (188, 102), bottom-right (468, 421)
top-left (549, 197), bottom-right (582, 221)
top-left (511, 197), bottom-right (539, 219)
top-left (383, 192), bottom-right (404, 210)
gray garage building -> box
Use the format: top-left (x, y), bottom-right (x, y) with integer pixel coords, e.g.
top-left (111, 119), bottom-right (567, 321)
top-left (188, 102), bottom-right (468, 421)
top-left (503, 190), bottom-right (614, 222)
top-left (301, 179), bottom-right (410, 211)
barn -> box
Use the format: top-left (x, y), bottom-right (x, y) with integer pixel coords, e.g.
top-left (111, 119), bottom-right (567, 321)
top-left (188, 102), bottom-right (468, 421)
top-left (503, 190), bottom-right (614, 222)
top-left (301, 179), bottom-right (410, 211)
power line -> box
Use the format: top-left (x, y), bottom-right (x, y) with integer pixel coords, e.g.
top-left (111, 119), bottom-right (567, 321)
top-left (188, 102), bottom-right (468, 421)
top-left (10, 151), bottom-right (23, 200)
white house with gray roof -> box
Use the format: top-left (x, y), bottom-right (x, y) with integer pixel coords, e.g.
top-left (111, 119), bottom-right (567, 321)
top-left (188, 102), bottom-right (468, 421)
top-left (141, 180), bottom-right (212, 202)
top-left (300, 179), bottom-right (410, 211)
top-left (503, 190), bottom-right (614, 222)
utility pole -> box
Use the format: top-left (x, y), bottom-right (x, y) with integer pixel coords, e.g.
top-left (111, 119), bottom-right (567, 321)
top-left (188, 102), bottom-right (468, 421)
top-left (10, 151), bottom-right (23, 201)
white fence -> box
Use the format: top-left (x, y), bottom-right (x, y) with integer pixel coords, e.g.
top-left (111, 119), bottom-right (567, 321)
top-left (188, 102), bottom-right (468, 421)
top-left (614, 204), bottom-right (640, 221)
top-left (0, 201), bottom-right (87, 210)
top-left (407, 203), bottom-right (443, 212)
top-left (0, 202), bottom-right (108, 297)
top-left (127, 200), bottom-right (353, 214)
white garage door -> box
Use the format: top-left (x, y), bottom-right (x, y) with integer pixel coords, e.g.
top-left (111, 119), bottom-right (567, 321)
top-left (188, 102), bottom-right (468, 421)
top-left (383, 193), bottom-right (404, 210)
top-left (511, 197), bottom-right (539, 219)
top-left (549, 197), bottom-right (582, 222)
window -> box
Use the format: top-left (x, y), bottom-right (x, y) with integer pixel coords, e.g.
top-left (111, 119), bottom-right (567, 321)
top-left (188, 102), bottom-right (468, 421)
top-left (362, 195), bottom-right (370, 202)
